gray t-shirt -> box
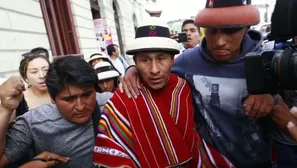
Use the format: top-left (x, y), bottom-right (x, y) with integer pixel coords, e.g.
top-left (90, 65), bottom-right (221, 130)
top-left (4, 92), bottom-right (112, 168)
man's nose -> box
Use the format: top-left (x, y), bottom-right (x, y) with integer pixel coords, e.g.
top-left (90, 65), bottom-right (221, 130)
top-left (151, 62), bottom-right (160, 74)
top-left (186, 31), bottom-right (191, 36)
top-left (75, 97), bottom-right (85, 111)
top-left (215, 32), bottom-right (227, 47)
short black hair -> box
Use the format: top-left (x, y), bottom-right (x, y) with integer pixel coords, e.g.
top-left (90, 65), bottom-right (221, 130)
top-left (106, 44), bottom-right (118, 56)
top-left (46, 56), bottom-right (98, 99)
top-left (181, 19), bottom-right (200, 34)
top-left (30, 47), bottom-right (49, 58)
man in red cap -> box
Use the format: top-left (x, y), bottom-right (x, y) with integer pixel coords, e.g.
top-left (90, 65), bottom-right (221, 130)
top-left (120, 0), bottom-right (280, 167)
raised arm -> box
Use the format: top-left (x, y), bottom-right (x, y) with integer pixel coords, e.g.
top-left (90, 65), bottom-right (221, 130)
top-left (0, 77), bottom-right (25, 167)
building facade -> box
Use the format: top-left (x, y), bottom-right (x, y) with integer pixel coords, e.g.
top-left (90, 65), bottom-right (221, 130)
top-left (0, 0), bottom-right (160, 78)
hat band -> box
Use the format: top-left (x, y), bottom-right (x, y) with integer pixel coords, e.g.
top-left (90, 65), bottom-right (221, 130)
top-left (90, 53), bottom-right (104, 58)
top-left (207, 0), bottom-right (251, 8)
top-left (135, 26), bottom-right (170, 38)
top-left (96, 66), bottom-right (114, 74)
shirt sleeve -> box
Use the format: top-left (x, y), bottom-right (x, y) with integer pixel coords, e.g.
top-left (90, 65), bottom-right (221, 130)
top-left (4, 112), bottom-right (34, 163)
top-left (120, 56), bottom-right (129, 70)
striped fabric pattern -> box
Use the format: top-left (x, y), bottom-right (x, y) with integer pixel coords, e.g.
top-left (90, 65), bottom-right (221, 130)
top-left (98, 101), bottom-right (140, 167)
top-left (141, 87), bottom-right (180, 165)
top-left (170, 77), bottom-right (186, 123)
top-left (93, 74), bottom-right (234, 168)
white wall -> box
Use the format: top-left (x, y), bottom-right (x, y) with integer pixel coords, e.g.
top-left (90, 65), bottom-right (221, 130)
top-left (70, 0), bottom-right (99, 60)
top-left (0, 0), bottom-right (159, 76)
top-left (0, 0), bottom-right (50, 78)
top-left (99, 0), bottom-right (153, 65)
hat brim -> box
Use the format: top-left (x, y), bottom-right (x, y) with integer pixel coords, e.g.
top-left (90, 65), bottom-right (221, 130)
top-left (97, 71), bottom-right (120, 81)
top-left (87, 55), bottom-right (109, 63)
top-left (126, 37), bottom-right (180, 55)
top-left (195, 5), bottom-right (260, 28)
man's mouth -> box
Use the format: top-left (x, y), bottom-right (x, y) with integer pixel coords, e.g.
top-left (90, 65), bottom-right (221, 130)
top-left (150, 77), bottom-right (162, 84)
top-left (213, 49), bottom-right (230, 56)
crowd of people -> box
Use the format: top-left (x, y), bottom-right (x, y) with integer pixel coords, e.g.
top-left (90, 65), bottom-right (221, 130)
top-left (0, 0), bottom-right (297, 168)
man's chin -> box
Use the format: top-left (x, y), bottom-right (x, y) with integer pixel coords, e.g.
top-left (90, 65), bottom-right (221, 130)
top-left (213, 55), bottom-right (234, 62)
top-left (71, 115), bottom-right (92, 124)
top-left (147, 83), bottom-right (166, 91)
top-left (183, 42), bottom-right (194, 49)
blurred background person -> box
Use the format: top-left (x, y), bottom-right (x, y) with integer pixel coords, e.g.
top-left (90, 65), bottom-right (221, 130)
top-left (94, 61), bottom-right (120, 93)
top-left (106, 44), bottom-right (128, 75)
top-left (16, 53), bottom-right (51, 117)
top-left (181, 19), bottom-right (200, 49)
top-left (87, 53), bottom-right (109, 68)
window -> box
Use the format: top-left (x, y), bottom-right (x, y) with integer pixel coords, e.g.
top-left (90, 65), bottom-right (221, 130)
top-left (113, 1), bottom-right (125, 57)
top-left (40, 0), bottom-right (80, 56)
top-left (133, 14), bottom-right (138, 31)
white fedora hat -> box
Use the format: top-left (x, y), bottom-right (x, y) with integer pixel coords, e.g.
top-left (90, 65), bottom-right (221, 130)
top-left (94, 61), bottom-right (120, 81)
top-left (87, 53), bottom-right (109, 64)
top-left (126, 17), bottom-right (180, 55)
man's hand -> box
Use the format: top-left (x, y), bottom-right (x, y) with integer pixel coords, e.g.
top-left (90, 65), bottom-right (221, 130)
top-left (287, 107), bottom-right (297, 142)
top-left (170, 33), bottom-right (179, 42)
top-left (19, 151), bottom-right (70, 168)
top-left (118, 66), bottom-right (141, 99)
top-left (270, 95), bottom-right (295, 128)
top-left (0, 77), bottom-right (25, 111)
top-left (244, 94), bottom-right (274, 119)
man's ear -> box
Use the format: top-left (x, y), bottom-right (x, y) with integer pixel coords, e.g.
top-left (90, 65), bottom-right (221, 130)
top-left (171, 54), bottom-right (175, 65)
top-left (51, 98), bottom-right (56, 104)
top-left (244, 27), bottom-right (249, 34)
top-left (133, 55), bottom-right (136, 63)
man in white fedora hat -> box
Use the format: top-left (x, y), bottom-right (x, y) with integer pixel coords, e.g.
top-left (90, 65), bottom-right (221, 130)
top-left (93, 17), bottom-right (233, 168)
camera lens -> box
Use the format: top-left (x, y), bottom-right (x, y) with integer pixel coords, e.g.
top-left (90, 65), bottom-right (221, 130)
top-left (272, 48), bottom-right (297, 90)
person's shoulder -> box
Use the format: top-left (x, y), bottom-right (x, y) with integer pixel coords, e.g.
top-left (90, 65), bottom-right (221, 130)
top-left (20, 104), bottom-right (60, 124)
top-left (96, 92), bottom-right (113, 106)
top-left (175, 75), bottom-right (191, 88)
top-left (182, 46), bottom-right (200, 56)
top-left (107, 89), bottom-right (136, 107)
top-left (111, 89), bottom-right (130, 101)
top-left (175, 46), bottom-right (200, 62)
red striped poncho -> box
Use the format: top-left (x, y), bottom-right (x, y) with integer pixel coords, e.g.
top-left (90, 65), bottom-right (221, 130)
top-left (94, 74), bottom-right (234, 168)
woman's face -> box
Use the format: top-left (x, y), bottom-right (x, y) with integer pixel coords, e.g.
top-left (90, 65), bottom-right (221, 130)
top-left (26, 58), bottom-right (49, 91)
top-left (91, 58), bottom-right (105, 67)
top-left (98, 78), bottom-right (116, 92)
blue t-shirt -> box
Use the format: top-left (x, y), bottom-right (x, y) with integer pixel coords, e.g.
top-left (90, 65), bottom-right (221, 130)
top-left (172, 30), bottom-right (272, 167)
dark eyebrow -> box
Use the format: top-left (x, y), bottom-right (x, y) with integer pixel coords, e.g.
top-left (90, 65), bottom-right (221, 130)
top-left (61, 90), bottom-right (93, 100)
top-left (27, 66), bottom-right (49, 70)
